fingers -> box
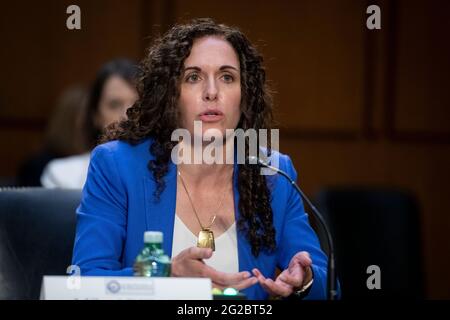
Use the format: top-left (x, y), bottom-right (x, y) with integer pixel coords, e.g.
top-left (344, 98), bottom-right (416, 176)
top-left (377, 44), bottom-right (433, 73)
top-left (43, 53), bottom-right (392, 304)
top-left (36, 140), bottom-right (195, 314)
top-left (252, 255), bottom-right (314, 298)
top-left (289, 251), bottom-right (312, 269)
top-left (212, 276), bottom-right (258, 292)
top-left (229, 277), bottom-right (259, 291)
top-left (204, 265), bottom-right (252, 286)
top-left (171, 247), bottom-right (212, 277)
top-left (252, 268), bottom-right (293, 297)
top-left (265, 278), bottom-right (292, 297)
top-left (176, 246), bottom-right (261, 292)
top-left (185, 246), bottom-right (213, 260)
top-left (252, 268), bottom-right (267, 283)
top-left (236, 277), bottom-right (259, 290)
top-left (286, 260), bottom-right (304, 278)
top-left (252, 268), bottom-right (273, 294)
top-left (290, 251), bottom-right (310, 262)
top-left (278, 269), bottom-right (303, 288)
top-left (210, 269), bottom-right (258, 291)
top-left (173, 247), bottom-right (258, 290)
top-left (285, 252), bottom-right (313, 287)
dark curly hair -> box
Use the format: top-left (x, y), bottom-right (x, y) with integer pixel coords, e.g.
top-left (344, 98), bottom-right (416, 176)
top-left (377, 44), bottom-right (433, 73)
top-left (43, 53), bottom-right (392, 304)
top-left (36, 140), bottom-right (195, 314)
top-left (102, 18), bottom-right (276, 257)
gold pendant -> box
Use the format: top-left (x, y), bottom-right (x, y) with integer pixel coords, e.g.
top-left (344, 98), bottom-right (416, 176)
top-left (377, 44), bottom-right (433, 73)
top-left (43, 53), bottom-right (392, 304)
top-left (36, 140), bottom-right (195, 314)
top-left (197, 229), bottom-right (215, 251)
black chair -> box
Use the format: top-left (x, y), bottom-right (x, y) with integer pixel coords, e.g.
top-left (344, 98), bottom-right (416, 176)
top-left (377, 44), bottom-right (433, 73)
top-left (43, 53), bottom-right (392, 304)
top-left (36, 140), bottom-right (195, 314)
top-left (315, 187), bottom-right (425, 299)
top-left (0, 187), bottom-right (81, 299)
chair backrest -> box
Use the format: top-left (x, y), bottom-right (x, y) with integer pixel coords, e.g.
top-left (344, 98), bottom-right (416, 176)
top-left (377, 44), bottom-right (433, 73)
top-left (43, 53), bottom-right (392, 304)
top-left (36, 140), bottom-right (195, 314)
top-left (0, 187), bottom-right (81, 299)
top-left (315, 187), bottom-right (425, 299)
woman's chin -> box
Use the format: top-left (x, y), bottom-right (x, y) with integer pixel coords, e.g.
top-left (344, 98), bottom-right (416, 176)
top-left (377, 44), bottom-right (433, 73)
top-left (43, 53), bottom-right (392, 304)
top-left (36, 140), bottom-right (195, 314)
top-left (199, 126), bottom-right (225, 140)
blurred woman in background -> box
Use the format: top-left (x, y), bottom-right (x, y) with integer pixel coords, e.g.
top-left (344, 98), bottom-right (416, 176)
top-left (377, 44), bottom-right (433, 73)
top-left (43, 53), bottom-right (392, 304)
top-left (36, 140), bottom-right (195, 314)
top-left (16, 85), bottom-right (88, 186)
top-left (40, 58), bottom-right (139, 189)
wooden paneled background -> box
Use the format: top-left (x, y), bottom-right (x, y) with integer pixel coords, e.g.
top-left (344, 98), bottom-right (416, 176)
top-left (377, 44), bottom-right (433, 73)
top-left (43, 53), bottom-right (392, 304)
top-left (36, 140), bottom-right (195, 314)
top-left (0, 0), bottom-right (449, 298)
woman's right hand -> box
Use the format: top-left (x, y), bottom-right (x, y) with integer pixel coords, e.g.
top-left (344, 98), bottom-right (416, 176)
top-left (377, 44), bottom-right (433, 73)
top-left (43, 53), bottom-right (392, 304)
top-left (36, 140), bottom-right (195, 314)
top-left (171, 246), bottom-right (258, 291)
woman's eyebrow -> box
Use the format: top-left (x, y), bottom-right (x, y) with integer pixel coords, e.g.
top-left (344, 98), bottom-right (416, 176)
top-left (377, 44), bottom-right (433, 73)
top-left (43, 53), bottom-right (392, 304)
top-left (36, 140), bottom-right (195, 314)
top-left (183, 66), bottom-right (201, 72)
top-left (219, 65), bottom-right (239, 72)
top-left (183, 65), bottom-right (239, 72)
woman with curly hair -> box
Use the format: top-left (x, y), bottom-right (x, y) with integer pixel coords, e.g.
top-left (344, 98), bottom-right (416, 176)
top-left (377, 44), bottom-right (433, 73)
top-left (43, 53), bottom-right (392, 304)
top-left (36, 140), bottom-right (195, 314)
top-left (72, 18), bottom-right (331, 300)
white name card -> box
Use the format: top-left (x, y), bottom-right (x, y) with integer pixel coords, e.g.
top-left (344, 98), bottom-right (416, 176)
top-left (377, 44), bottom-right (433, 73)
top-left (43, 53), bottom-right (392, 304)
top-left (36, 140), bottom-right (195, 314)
top-left (40, 276), bottom-right (212, 300)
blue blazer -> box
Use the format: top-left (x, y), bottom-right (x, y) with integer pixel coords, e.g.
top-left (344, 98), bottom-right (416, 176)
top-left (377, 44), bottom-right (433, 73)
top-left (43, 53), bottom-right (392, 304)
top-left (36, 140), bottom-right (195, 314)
top-left (72, 138), bottom-right (332, 300)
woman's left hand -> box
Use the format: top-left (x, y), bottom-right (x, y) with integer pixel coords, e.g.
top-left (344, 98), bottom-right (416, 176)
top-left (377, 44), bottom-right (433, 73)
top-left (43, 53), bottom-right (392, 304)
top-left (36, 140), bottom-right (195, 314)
top-left (252, 251), bottom-right (313, 297)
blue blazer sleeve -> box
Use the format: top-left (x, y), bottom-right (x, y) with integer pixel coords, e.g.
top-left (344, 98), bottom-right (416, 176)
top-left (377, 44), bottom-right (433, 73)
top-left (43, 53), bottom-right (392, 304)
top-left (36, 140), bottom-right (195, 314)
top-left (276, 155), bottom-right (332, 300)
top-left (71, 144), bottom-right (133, 276)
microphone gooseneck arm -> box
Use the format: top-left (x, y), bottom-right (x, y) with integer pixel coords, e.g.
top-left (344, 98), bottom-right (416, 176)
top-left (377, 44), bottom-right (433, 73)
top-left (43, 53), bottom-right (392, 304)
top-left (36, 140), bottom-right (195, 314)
top-left (250, 156), bottom-right (338, 300)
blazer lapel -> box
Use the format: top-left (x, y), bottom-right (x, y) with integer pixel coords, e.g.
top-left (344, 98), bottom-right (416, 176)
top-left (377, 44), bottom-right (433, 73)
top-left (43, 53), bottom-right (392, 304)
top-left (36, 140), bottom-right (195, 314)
top-left (143, 161), bottom-right (177, 257)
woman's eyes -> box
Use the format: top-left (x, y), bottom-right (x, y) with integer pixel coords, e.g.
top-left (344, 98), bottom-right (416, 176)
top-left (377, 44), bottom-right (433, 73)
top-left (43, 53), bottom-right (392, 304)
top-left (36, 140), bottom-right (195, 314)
top-left (185, 73), bottom-right (235, 83)
top-left (222, 74), bottom-right (234, 83)
top-left (108, 99), bottom-right (123, 109)
top-left (186, 73), bottom-right (200, 82)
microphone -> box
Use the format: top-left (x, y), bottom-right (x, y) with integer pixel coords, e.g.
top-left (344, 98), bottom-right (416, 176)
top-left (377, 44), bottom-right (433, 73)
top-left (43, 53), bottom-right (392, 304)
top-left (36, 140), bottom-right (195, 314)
top-left (248, 156), bottom-right (338, 300)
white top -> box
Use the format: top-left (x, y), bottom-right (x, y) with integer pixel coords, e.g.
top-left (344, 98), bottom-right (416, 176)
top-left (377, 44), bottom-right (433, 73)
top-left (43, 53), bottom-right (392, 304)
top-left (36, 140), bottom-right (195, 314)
top-left (40, 153), bottom-right (91, 189)
top-left (171, 215), bottom-right (239, 274)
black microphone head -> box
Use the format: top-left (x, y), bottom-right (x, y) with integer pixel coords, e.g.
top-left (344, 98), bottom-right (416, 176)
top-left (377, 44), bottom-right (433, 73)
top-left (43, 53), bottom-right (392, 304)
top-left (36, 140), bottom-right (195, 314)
top-left (246, 156), bottom-right (270, 167)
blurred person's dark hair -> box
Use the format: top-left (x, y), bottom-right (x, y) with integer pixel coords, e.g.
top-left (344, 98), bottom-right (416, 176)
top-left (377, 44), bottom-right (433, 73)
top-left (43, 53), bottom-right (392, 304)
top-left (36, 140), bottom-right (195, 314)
top-left (83, 58), bottom-right (140, 149)
top-left (45, 86), bottom-right (89, 155)
top-left (16, 85), bottom-right (88, 186)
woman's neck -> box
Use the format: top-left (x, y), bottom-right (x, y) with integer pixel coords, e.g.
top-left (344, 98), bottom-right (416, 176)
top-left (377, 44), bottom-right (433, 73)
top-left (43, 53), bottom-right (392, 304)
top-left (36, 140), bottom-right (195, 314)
top-left (177, 139), bottom-right (235, 187)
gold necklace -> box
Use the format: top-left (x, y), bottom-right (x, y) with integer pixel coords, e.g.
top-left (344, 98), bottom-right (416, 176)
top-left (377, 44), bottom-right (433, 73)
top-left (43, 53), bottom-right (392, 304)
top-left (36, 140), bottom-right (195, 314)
top-left (177, 169), bottom-right (231, 251)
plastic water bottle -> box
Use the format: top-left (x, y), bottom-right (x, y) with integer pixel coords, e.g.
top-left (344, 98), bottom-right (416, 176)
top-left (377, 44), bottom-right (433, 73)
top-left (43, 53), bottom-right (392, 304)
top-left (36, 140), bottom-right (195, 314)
top-left (133, 231), bottom-right (171, 277)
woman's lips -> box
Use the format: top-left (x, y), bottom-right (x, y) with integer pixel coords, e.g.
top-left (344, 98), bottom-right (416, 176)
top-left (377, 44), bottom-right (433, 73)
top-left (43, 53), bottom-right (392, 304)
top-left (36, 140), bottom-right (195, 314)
top-left (199, 110), bottom-right (224, 122)
top-left (199, 114), bottom-right (224, 122)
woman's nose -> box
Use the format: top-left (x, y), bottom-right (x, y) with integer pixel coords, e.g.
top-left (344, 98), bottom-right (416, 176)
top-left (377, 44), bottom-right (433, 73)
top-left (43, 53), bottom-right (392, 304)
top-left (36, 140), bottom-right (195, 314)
top-left (203, 78), bottom-right (218, 101)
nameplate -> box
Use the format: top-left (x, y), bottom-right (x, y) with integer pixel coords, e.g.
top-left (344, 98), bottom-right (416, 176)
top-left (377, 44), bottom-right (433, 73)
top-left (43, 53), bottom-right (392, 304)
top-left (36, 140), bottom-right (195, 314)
top-left (40, 276), bottom-right (212, 300)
